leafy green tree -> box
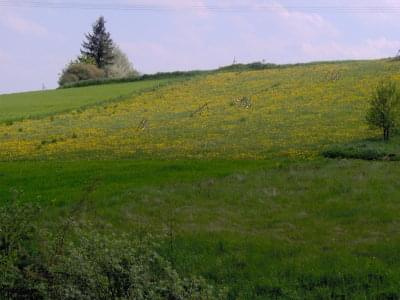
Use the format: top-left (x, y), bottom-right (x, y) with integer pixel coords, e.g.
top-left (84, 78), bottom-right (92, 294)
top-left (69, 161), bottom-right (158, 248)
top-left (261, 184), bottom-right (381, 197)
top-left (366, 80), bottom-right (400, 141)
top-left (81, 16), bottom-right (114, 69)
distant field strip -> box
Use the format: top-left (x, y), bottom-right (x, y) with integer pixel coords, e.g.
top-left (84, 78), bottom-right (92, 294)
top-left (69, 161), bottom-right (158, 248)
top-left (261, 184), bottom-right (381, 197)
top-left (0, 78), bottom-right (174, 123)
top-left (1, 60), bottom-right (400, 160)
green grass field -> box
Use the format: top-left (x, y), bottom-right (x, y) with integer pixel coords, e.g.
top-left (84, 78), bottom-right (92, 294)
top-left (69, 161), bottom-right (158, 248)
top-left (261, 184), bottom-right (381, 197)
top-left (0, 78), bottom-right (176, 123)
top-left (2, 59), bottom-right (400, 298)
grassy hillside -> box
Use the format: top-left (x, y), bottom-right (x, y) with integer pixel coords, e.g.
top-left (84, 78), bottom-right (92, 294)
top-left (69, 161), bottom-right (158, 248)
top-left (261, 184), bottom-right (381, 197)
top-left (3, 59), bottom-right (400, 160)
top-left (0, 78), bottom-right (177, 123)
top-left (2, 59), bottom-right (400, 298)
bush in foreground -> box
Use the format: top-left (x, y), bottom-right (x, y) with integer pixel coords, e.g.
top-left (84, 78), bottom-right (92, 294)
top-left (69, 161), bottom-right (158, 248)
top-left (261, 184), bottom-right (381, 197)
top-left (0, 200), bottom-right (224, 300)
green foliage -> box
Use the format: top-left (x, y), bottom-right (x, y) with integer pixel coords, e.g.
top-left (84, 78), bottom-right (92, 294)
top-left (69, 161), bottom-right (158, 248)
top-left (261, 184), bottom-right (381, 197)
top-left (323, 147), bottom-right (387, 160)
top-left (366, 80), bottom-right (400, 141)
top-left (81, 16), bottom-right (114, 69)
top-left (59, 70), bottom-right (208, 89)
top-left (322, 136), bottom-right (400, 161)
top-left (218, 61), bottom-right (278, 72)
top-left (76, 54), bottom-right (97, 66)
top-left (215, 60), bottom-right (363, 73)
top-left (58, 63), bottom-right (105, 87)
top-left (0, 198), bottom-right (42, 299)
top-left (59, 75), bottom-right (143, 89)
top-left (0, 199), bottom-right (224, 300)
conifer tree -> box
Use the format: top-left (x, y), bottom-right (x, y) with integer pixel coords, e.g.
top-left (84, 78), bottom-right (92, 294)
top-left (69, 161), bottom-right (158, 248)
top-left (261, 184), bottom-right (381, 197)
top-left (81, 16), bottom-right (114, 69)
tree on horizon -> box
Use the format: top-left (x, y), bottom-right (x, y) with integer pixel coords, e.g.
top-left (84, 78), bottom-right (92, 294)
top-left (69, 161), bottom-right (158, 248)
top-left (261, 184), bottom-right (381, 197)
top-left (81, 16), bottom-right (114, 69)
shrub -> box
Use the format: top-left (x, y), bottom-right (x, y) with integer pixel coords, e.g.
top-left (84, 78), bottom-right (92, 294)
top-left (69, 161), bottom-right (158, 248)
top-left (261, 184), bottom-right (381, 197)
top-left (0, 198), bottom-right (42, 299)
top-left (106, 45), bottom-right (139, 79)
top-left (366, 80), bottom-right (400, 141)
top-left (322, 147), bottom-right (385, 160)
top-left (0, 199), bottom-right (225, 299)
top-left (218, 62), bottom-right (277, 72)
top-left (59, 70), bottom-right (208, 89)
top-left (322, 140), bottom-right (400, 161)
top-left (58, 63), bottom-right (105, 87)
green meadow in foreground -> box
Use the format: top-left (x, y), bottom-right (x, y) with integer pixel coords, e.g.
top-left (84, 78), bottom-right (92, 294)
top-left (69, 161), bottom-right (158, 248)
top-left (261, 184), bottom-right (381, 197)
top-left (2, 158), bottom-right (400, 299)
top-left (2, 59), bottom-right (400, 299)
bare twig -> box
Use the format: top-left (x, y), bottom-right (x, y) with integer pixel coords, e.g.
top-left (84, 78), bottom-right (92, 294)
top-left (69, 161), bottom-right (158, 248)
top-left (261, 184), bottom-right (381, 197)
top-left (190, 103), bottom-right (209, 117)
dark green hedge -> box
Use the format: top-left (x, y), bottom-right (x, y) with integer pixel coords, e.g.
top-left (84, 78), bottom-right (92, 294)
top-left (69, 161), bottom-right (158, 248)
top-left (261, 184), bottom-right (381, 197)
top-left (59, 70), bottom-right (211, 89)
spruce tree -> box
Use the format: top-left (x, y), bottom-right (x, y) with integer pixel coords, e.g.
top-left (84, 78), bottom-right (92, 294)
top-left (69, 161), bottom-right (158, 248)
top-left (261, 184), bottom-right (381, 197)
top-left (81, 16), bottom-right (114, 69)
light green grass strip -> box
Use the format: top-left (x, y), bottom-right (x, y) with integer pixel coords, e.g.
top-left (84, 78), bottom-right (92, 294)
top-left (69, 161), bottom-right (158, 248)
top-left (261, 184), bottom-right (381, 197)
top-left (0, 79), bottom-right (175, 123)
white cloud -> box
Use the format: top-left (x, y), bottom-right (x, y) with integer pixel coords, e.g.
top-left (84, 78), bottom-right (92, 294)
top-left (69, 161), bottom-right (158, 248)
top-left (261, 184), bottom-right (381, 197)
top-left (301, 37), bottom-right (400, 60)
top-left (0, 10), bottom-right (47, 36)
top-left (316, 0), bottom-right (400, 23)
top-left (4, 0), bottom-right (400, 93)
top-left (139, 0), bottom-right (206, 8)
top-left (116, 0), bottom-right (400, 71)
top-left (120, 40), bottom-right (223, 73)
top-left (272, 3), bottom-right (338, 38)
top-left (124, 0), bottom-right (209, 15)
top-left (117, 0), bottom-right (344, 72)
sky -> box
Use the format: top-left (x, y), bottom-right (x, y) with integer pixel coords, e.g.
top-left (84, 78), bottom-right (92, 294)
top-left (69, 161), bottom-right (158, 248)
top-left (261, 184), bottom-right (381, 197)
top-left (1, 0), bottom-right (400, 94)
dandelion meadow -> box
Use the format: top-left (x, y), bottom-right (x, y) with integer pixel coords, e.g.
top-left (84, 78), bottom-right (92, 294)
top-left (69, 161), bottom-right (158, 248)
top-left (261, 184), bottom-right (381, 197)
top-left (3, 60), bottom-right (398, 161)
